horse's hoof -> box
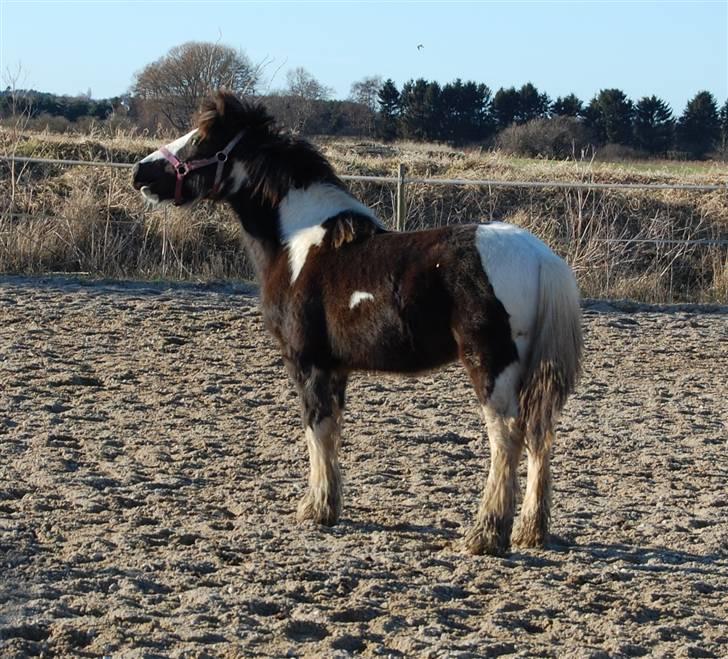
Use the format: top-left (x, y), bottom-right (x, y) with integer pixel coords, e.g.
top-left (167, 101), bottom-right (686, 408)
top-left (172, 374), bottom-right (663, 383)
top-left (511, 515), bottom-right (547, 549)
top-left (297, 495), bottom-right (339, 527)
top-left (462, 525), bottom-right (510, 557)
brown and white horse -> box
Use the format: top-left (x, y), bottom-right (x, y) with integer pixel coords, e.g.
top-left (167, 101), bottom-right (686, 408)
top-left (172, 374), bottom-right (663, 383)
top-left (132, 91), bottom-right (583, 556)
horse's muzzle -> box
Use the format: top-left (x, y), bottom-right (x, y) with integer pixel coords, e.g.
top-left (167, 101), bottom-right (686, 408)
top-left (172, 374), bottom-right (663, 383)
top-left (131, 162), bottom-right (144, 190)
top-left (132, 160), bottom-right (169, 189)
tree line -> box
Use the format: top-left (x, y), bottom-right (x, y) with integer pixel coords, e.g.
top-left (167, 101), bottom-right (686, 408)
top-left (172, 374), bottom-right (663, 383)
top-left (0, 88), bottom-right (120, 122)
top-left (2, 41), bottom-right (726, 160)
top-left (377, 79), bottom-right (727, 159)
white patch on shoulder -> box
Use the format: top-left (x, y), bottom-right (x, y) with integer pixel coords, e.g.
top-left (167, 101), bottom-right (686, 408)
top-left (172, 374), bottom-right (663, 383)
top-left (288, 225), bottom-right (327, 282)
top-left (280, 183), bottom-right (380, 283)
top-left (475, 222), bottom-right (556, 358)
top-left (141, 129), bottom-right (198, 163)
top-left (349, 291), bottom-right (374, 309)
top-left (279, 183), bottom-right (378, 241)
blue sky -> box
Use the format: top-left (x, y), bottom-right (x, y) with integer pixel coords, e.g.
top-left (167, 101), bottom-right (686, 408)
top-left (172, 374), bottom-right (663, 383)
top-left (1, 0), bottom-right (726, 114)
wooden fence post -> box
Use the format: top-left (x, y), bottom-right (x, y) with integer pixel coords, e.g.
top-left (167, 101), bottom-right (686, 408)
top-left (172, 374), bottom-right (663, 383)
top-left (396, 163), bottom-right (407, 231)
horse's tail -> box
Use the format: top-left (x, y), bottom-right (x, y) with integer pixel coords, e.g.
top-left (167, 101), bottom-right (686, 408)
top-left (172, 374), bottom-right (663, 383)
top-left (518, 254), bottom-right (583, 440)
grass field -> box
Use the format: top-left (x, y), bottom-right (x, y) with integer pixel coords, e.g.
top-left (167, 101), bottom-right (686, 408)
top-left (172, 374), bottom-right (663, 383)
top-left (1, 127), bottom-right (727, 302)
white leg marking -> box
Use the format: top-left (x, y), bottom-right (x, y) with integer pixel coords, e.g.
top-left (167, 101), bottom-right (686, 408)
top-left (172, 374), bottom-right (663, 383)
top-left (305, 418), bottom-right (338, 488)
top-left (298, 417), bottom-right (342, 524)
top-left (488, 362), bottom-right (521, 418)
top-left (349, 291), bottom-right (374, 309)
top-left (140, 129), bottom-right (198, 163)
top-left (479, 406), bottom-right (522, 516)
top-left (464, 405), bottom-right (523, 554)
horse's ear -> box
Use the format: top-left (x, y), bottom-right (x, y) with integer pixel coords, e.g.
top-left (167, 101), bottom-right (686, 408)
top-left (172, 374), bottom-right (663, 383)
top-left (214, 89), bottom-right (245, 119)
top-left (197, 89), bottom-right (274, 137)
top-left (197, 89), bottom-right (243, 136)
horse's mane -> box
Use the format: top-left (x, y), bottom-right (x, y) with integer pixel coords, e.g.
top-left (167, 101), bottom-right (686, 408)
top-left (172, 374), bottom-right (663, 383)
top-left (197, 92), bottom-right (345, 207)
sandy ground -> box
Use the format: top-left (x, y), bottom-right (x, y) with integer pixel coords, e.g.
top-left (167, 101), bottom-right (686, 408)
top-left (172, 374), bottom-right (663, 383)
top-left (0, 276), bottom-right (726, 658)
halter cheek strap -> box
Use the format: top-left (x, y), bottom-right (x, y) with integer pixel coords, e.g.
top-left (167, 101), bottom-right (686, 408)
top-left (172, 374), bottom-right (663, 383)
top-left (159, 131), bottom-right (245, 205)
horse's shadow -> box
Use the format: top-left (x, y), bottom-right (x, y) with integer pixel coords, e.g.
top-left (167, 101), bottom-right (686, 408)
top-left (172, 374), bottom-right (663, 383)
top-left (332, 520), bottom-right (725, 572)
top-left (550, 538), bottom-right (726, 574)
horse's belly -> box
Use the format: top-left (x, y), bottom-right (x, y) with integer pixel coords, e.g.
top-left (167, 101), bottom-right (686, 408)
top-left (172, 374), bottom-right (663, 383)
top-left (332, 313), bottom-right (458, 373)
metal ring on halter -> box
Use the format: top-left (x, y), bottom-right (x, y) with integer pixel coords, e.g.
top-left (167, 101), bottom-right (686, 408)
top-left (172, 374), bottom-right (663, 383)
top-left (176, 163), bottom-right (189, 176)
top-left (216, 152), bottom-right (228, 162)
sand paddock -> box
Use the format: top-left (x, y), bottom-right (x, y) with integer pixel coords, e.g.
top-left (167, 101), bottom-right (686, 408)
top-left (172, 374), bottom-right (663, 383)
top-left (1, 277), bottom-right (726, 657)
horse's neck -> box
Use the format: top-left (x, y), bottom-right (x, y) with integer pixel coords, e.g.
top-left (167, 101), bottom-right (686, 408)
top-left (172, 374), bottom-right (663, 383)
top-left (228, 195), bottom-right (280, 278)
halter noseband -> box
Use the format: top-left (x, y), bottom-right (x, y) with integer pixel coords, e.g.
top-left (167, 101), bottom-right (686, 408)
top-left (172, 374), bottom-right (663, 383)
top-left (159, 131), bottom-right (244, 205)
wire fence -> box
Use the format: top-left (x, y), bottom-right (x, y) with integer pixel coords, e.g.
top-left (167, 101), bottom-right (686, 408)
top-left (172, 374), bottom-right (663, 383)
top-left (3, 153), bottom-right (728, 240)
top-left (1, 153), bottom-right (727, 301)
top-left (3, 153), bottom-right (727, 190)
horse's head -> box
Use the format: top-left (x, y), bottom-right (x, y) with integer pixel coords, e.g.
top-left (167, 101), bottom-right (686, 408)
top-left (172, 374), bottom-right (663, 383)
top-left (132, 91), bottom-right (273, 206)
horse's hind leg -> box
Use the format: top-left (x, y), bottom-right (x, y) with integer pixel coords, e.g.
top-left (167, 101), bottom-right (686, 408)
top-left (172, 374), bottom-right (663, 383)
top-left (295, 368), bottom-right (347, 526)
top-left (512, 426), bottom-right (554, 548)
top-left (464, 404), bottom-right (523, 555)
top-left (462, 362), bottom-right (524, 556)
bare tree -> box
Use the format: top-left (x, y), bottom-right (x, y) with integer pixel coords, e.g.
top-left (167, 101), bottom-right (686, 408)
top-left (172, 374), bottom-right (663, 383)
top-left (282, 67), bottom-right (333, 133)
top-left (286, 67), bottom-right (333, 101)
top-left (349, 75), bottom-right (383, 112)
top-left (349, 75), bottom-right (383, 135)
top-left (132, 41), bottom-right (259, 130)
top-left (2, 64), bottom-right (33, 211)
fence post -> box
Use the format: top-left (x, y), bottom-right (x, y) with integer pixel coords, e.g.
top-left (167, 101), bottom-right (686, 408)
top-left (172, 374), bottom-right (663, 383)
top-left (396, 163), bottom-right (407, 231)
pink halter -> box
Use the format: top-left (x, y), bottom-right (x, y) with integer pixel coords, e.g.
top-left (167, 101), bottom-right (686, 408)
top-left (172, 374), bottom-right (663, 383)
top-left (159, 131), bottom-right (245, 205)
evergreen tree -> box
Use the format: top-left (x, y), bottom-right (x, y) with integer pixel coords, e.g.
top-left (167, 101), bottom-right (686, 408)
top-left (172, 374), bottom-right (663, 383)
top-left (583, 89), bottom-right (634, 145)
top-left (633, 95), bottom-right (674, 155)
top-left (423, 81), bottom-right (443, 139)
top-left (492, 87), bottom-right (520, 131)
top-left (517, 83), bottom-right (550, 123)
top-left (376, 78), bottom-right (401, 140)
top-left (399, 79), bottom-right (442, 141)
top-left (677, 91), bottom-right (720, 158)
top-left (440, 79), bottom-right (493, 144)
top-left (551, 93), bottom-right (583, 118)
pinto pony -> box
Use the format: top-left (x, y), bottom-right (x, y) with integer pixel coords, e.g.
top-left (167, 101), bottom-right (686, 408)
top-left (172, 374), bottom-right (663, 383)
top-left (132, 92), bottom-right (582, 556)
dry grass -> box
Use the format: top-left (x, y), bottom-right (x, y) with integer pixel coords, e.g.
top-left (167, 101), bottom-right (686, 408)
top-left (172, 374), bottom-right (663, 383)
top-left (1, 129), bottom-right (727, 302)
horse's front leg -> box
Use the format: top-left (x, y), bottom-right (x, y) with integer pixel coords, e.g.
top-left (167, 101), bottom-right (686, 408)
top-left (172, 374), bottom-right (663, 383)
top-left (295, 368), bottom-right (347, 526)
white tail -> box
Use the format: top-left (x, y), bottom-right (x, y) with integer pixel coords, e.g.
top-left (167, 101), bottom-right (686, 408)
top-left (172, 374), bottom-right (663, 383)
top-left (518, 255), bottom-right (583, 441)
